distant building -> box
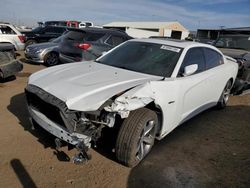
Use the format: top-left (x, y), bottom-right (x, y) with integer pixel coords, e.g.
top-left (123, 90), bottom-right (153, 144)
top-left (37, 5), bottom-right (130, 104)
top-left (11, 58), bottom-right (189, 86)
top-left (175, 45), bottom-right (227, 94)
top-left (103, 21), bottom-right (189, 40)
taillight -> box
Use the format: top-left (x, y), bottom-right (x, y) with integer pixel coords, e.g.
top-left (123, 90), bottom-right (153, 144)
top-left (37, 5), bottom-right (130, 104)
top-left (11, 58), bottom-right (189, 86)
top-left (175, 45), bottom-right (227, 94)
top-left (18, 35), bottom-right (26, 43)
top-left (77, 43), bottom-right (91, 50)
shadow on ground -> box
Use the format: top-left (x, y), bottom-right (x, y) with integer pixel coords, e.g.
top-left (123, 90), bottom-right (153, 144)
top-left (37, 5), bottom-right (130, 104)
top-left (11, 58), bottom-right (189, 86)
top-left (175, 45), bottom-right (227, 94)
top-left (127, 105), bottom-right (250, 188)
top-left (10, 159), bottom-right (37, 188)
top-left (0, 75), bottom-right (16, 83)
top-left (7, 93), bottom-right (70, 162)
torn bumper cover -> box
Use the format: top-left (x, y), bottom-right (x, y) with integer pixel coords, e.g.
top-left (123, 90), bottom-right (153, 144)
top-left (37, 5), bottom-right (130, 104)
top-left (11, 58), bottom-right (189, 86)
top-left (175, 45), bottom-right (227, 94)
top-left (25, 85), bottom-right (92, 148)
top-left (28, 106), bottom-right (91, 146)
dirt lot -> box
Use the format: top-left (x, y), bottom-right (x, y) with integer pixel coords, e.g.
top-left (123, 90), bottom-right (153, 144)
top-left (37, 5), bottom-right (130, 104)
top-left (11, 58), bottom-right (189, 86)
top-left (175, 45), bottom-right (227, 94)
top-left (0, 53), bottom-right (250, 188)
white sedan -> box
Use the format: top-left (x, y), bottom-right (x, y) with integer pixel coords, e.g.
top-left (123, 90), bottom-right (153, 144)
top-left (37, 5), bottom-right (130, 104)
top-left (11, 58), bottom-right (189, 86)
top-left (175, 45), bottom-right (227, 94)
top-left (26, 39), bottom-right (238, 167)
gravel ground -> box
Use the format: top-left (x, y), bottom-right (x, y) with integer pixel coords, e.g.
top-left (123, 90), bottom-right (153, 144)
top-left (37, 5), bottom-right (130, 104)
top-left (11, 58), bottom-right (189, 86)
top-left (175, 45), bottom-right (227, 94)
top-left (0, 53), bottom-right (249, 188)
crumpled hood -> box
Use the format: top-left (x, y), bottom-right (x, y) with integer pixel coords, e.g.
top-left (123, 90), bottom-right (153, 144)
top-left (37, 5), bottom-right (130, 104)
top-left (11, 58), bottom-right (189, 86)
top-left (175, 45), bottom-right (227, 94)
top-left (219, 48), bottom-right (249, 59)
top-left (28, 62), bottom-right (162, 111)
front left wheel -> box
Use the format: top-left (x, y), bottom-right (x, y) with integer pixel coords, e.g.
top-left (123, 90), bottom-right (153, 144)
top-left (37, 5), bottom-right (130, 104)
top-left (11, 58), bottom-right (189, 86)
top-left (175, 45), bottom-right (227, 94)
top-left (115, 108), bottom-right (158, 167)
top-left (44, 52), bottom-right (59, 66)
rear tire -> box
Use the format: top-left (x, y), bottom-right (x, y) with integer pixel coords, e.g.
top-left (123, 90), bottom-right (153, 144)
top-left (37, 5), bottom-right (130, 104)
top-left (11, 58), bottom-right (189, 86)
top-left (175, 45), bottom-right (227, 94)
top-left (0, 70), bottom-right (4, 79)
top-left (115, 108), bottom-right (158, 167)
top-left (217, 80), bottom-right (232, 109)
top-left (44, 52), bottom-right (59, 66)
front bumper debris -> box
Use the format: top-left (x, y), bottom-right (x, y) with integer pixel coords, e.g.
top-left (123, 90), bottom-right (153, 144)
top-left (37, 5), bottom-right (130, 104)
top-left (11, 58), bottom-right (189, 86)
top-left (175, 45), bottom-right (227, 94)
top-left (28, 106), bottom-right (91, 146)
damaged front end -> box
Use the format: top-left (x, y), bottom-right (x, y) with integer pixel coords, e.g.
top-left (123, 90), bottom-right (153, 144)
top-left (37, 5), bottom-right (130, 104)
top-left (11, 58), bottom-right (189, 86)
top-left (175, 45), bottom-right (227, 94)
top-left (25, 84), bottom-right (118, 163)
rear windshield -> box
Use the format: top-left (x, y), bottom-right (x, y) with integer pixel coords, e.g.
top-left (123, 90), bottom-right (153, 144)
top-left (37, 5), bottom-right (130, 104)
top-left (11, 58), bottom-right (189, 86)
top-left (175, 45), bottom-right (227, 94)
top-left (85, 33), bottom-right (105, 42)
top-left (63, 30), bottom-right (104, 42)
top-left (32, 27), bottom-right (43, 33)
top-left (64, 31), bottom-right (86, 42)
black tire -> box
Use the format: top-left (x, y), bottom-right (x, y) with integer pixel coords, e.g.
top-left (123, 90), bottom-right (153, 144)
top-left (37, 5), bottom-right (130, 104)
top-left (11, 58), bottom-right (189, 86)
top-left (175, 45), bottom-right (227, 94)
top-left (0, 70), bottom-right (3, 79)
top-left (44, 52), bottom-right (59, 66)
top-left (25, 40), bottom-right (37, 48)
top-left (217, 80), bottom-right (232, 109)
top-left (115, 108), bottom-right (158, 167)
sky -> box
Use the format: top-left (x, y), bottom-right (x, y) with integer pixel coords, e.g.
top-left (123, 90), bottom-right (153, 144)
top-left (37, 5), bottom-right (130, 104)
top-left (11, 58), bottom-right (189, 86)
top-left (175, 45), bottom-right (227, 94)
top-left (0, 0), bottom-right (249, 30)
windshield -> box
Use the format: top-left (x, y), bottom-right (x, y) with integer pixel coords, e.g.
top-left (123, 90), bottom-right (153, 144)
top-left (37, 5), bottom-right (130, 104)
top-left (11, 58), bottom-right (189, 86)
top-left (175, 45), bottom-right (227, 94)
top-left (32, 26), bottom-right (43, 33)
top-left (96, 41), bottom-right (182, 77)
top-left (214, 35), bottom-right (250, 51)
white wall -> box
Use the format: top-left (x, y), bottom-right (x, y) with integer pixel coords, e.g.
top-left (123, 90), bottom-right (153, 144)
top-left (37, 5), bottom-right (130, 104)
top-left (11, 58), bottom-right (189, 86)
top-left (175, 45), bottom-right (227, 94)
top-left (181, 31), bottom-right (189, 40)
top-left (163, 29), bottom-right (172, 37)
top-left (126, 28), bottom-right (159, 38)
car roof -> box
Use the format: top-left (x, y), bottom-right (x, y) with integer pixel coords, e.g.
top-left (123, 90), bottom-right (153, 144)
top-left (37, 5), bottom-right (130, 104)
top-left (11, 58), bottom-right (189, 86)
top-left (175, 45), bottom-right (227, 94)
top-left (130, 38), bottom-right (216, 49)
top-left (68, 27), bottom-right (128, 35)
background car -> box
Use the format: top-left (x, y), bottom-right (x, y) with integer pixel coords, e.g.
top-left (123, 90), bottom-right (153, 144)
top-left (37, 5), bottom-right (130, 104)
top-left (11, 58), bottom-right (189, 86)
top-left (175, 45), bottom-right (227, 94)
top-left (214, 34), bottom-right (250, 94)
top-left (25, 35), bottom-right (64, 66)
top-left (22, 25), bottom-right (68, 47)
top-left (26, 39), bottom-right (238, 167)
top-left (0, 43), bottom-right (23, 79)
top-left (59, 27), bottom-right (132, 63)
top-left (0, 23), bottom-right (26, 51)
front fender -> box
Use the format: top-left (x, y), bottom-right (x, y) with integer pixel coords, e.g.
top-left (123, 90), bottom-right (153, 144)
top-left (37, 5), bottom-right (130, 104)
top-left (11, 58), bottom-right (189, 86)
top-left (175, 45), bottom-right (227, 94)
top-left (104, 82), bottom-right (155, 118)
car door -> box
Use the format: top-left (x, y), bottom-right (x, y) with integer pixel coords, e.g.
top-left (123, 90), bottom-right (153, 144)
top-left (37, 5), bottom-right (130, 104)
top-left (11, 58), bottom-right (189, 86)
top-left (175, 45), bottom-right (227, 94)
top-left (176, 47), bottom-right (213, 123)
top-left (202, 47), bottom-right (228, 102)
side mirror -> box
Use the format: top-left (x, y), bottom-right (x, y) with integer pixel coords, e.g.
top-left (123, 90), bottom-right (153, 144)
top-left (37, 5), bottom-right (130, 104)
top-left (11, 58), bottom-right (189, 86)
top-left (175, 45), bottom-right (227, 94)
top-left (183, 64), bottom-right (198, 76)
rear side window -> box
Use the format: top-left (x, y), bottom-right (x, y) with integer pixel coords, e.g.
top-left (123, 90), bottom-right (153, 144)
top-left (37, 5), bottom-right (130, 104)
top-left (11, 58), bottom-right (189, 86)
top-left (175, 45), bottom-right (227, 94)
top-left (85, 33), bottom-right (105, 42)
top-left (203, 48), bottom-right (224, 69)
top-left (106, 35), bottom-right (125, 46)
top-left (180, 47), bottom-right (206, 75)
top-left (64, 31), bottom-right (86, 42)
top-left (0, 25), bottom-right (16, 35)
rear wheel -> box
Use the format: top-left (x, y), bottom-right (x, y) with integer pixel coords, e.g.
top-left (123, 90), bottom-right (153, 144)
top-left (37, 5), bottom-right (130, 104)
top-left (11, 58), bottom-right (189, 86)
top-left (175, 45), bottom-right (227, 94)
top-left (115, 108), bottom-right (157, 167)
top-left (44, 52), bottom-right (59, 66)
top-left (0, 70), bottom-right (4, 79)
top-left (217, 80), bottom-right (232, 109)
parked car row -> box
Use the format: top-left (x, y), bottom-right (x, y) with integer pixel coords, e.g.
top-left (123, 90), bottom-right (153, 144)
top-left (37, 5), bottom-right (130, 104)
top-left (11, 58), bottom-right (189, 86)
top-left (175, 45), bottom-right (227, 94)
top-left (24, 27), bottom-right (132, 66)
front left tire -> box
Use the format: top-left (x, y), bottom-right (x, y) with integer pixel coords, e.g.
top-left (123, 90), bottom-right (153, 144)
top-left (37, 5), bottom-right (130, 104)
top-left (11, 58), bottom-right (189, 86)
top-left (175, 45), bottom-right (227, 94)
top-left (44, 52), bottom-right (59, 66)
top-left (115, 108), bottom-right (158, 167)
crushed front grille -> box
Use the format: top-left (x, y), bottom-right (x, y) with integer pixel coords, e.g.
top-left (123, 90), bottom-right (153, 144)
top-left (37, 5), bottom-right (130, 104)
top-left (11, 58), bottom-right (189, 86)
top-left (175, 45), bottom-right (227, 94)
top-left (25, 85), bottom-right (70, 130)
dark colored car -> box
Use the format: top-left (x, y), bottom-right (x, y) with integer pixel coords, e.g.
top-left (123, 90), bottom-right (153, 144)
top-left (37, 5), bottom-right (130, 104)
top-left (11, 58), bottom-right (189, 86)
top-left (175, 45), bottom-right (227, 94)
top-left (214, 34), bottom-right (250, 94)
top-left (59, 28), bottom-right (132, 63)
top-left (22, 26), bottom-right (68, 47)
top-left (0, 43), bottom-right (23, 79)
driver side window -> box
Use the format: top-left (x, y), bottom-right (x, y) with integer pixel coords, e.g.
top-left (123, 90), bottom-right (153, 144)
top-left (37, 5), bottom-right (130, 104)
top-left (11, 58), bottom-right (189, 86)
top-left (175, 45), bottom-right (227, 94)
top-left (178, 47), bottom-right (206, 76)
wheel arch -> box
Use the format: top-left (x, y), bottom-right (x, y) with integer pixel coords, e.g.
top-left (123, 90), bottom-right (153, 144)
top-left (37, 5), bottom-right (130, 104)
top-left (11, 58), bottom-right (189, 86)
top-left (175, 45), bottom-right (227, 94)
top-left (144, 101), bottom-right (164, 138)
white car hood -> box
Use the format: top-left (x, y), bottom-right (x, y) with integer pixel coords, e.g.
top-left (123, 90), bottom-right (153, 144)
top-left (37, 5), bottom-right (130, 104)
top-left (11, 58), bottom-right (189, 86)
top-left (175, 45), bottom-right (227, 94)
top-left (29, 61), bottom-right (162, 111)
